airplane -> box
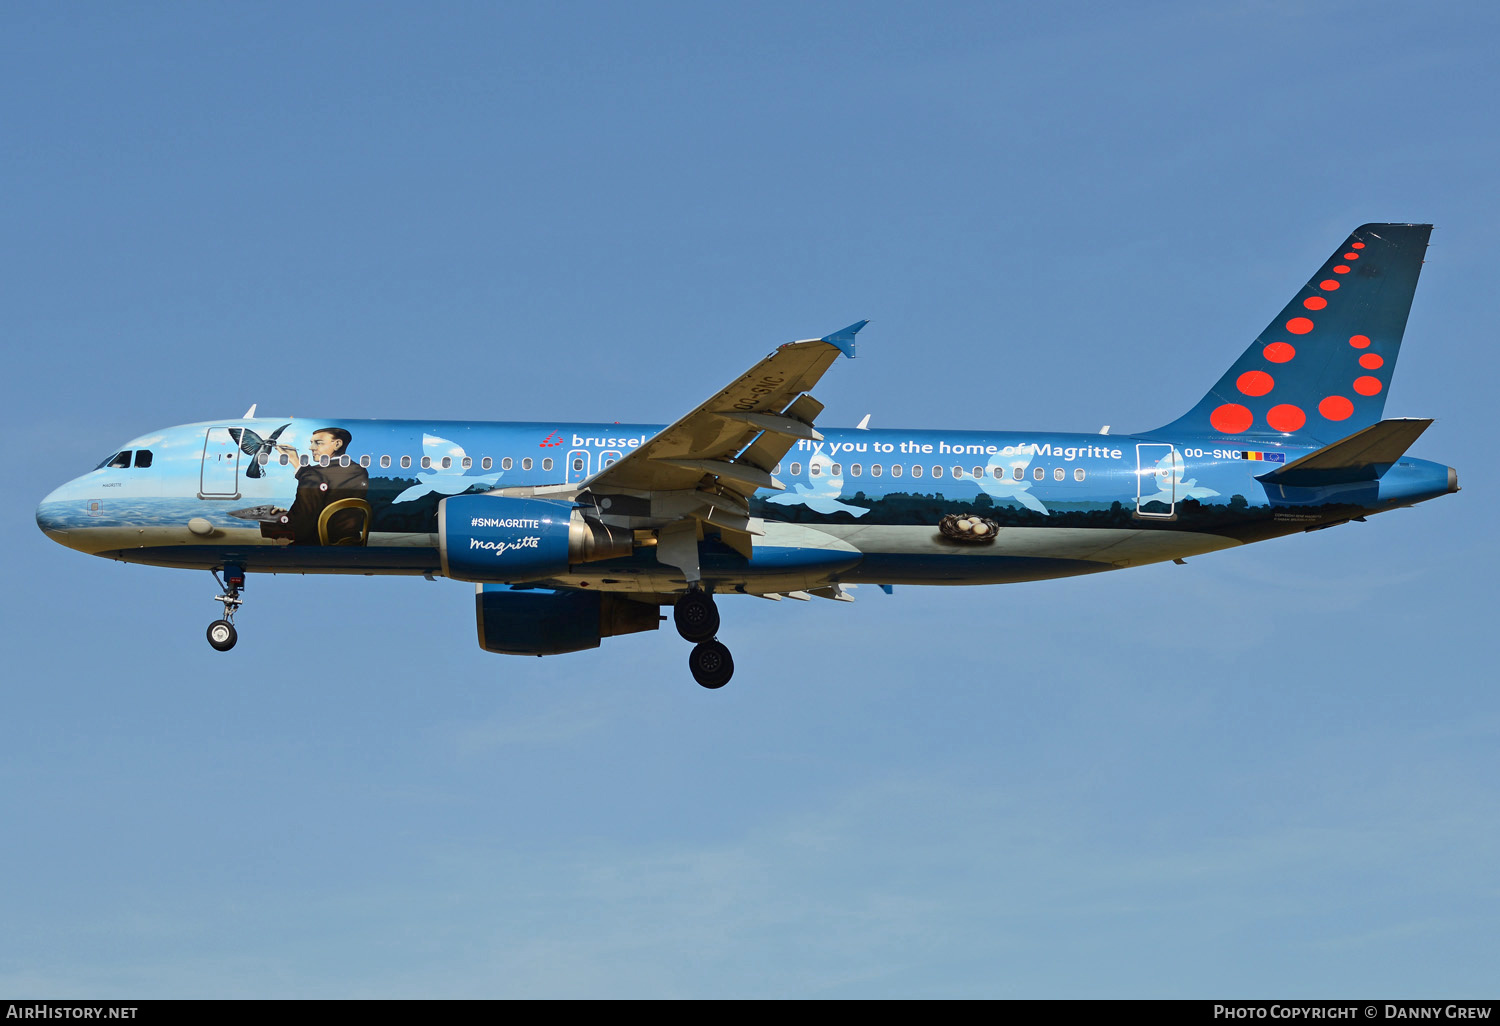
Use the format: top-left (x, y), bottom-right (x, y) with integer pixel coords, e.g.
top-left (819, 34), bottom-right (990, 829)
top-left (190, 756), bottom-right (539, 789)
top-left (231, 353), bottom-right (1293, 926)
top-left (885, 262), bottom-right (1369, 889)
top-left (36, 223), bottom-right (1457, 688)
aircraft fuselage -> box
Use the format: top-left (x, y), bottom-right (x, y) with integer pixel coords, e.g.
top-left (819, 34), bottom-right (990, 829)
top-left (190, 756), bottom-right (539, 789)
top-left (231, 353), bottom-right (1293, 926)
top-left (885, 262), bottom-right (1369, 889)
top-left (37, 418), bottom-right (1456, 590)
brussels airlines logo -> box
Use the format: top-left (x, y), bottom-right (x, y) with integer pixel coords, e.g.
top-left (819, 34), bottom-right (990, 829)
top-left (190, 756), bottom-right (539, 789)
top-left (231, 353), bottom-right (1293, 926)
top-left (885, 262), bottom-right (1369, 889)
top-left (539, 431), bottom-right (565, 449)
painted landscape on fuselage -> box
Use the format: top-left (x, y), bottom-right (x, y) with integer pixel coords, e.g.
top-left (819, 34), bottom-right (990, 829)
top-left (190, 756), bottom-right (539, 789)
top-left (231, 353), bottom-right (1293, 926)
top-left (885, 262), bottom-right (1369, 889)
top-left (38, 415), bottom-right (1454, 583)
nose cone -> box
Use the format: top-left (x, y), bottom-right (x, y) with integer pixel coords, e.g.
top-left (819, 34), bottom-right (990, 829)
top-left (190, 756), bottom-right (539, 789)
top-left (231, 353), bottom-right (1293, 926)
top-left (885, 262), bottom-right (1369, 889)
top-left (37, 480), bottom-right (81, 545)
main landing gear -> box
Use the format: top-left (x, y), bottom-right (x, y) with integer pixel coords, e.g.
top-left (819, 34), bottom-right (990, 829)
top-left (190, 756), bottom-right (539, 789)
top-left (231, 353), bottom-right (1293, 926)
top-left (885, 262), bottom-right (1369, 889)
top-left (207, 565), bottom-right (245, 652)
top-left (675, 589), bottom-right (733, 689)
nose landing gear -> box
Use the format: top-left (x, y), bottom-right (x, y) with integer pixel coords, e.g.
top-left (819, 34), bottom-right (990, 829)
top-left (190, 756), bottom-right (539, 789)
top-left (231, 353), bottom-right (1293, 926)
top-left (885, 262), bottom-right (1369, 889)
top-left (675, 589), bottom-right (733, 689)
top-left (207, 565), bottom-right (245, 652)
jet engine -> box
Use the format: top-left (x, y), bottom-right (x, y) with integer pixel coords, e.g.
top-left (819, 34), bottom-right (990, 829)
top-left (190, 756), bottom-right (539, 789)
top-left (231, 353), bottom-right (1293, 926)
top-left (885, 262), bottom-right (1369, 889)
top-left (438, 495), bottom-right (633, 583)
top-left (475, 585), bottom-right (660, 655)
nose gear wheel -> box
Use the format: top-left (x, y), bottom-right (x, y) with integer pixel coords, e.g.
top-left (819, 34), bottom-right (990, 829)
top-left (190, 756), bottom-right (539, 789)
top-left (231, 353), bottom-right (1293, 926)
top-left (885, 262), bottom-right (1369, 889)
top-left (206, 566), bottom-right (246, 653)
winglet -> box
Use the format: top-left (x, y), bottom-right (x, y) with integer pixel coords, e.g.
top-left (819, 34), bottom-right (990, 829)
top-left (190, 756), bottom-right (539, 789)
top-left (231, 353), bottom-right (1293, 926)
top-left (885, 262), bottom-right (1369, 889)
top-left (822, 320), bottom-right (868, 359)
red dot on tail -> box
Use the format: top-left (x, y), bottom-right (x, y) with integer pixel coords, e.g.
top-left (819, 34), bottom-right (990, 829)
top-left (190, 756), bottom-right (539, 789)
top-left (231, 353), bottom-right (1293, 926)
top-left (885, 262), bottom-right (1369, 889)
top-left (1286, 317), bottom-right (1314, 334)
top-left (1334, 265), bottom-right (1351, 273)
top-left (1353, 376), bottom-right (1383, 396)
top-left (1359, 353), bottom-right (1384, 369)
top-left (1237, 370), bottom-right (1274, 396)
top-left (1351, 242), bottom-right (1365, 249)
top-left (1303, 297), bottom-right (1328, 310)
top-left (1319, 396), bottom-right (1354, 421)
top-left (1210, 403), bottom-right (1253, 433)
top-left (1319, 280), bottom-right (1340, 291)
top-left (1263, 342), bottom-right (1296, 363)
top-left (1349, 334), bottom-right (1371, 348)
top-left (1266, 404), bottom-right (1306, 432)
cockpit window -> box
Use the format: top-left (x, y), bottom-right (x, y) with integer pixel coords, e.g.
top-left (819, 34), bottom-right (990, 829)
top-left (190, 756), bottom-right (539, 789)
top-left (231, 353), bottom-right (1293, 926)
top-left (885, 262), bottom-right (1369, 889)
top-left (106, 451), bottom-right (132, 469)
top-left (133, 450), bottom-right (153, 468)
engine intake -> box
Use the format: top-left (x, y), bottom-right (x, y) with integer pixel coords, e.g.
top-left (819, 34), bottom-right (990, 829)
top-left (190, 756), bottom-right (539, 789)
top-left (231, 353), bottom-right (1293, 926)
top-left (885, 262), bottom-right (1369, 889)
top-left (438, 495), bottom-right (633, 583)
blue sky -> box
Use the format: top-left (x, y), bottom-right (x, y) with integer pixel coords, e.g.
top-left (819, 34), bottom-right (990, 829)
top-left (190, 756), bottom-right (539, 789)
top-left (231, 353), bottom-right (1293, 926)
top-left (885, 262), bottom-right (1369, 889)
top-left (3, 1), bottom-right (1496, 998)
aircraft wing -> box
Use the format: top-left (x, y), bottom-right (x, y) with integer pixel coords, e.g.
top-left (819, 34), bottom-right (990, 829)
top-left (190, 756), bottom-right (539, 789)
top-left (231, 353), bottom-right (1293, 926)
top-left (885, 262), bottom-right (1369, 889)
top-left (581, 321), bottom-right (866, 564)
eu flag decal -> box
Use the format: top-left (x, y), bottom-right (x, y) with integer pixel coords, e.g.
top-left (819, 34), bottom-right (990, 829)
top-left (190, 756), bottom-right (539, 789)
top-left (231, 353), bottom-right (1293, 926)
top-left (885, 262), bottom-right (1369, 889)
top-left (1238, 450), bottom-right (1286, 463)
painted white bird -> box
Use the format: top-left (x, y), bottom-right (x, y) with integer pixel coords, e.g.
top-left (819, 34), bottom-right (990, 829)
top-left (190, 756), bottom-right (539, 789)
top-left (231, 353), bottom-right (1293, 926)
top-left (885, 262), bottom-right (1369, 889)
top-left (392, 434), bottom-right (502, 504)
top-left (975, 448), bottom-right (1050, 515)
top-left (764, 444), bottom-right (871, 517)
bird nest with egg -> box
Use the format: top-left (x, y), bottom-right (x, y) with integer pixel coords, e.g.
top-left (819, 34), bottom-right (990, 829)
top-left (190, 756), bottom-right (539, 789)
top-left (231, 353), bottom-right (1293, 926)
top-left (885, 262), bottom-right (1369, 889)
top-left (938, 513), bottom-right (999, 543)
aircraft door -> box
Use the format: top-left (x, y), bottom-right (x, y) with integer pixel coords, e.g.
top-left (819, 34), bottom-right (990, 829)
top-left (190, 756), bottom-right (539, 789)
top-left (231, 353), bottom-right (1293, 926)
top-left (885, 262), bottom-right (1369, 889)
top-left (1135, 443), bottom-right (1179, 519)
top-left (200, 427), bottom-right (242, 499)
top-left (565, 449), bottom-right (591, 484)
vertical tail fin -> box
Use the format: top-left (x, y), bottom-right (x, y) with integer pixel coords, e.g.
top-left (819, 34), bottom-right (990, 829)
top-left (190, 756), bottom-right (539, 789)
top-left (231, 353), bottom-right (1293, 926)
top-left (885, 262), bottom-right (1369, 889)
top-left (1148, 223), bottom-right (1432, 444)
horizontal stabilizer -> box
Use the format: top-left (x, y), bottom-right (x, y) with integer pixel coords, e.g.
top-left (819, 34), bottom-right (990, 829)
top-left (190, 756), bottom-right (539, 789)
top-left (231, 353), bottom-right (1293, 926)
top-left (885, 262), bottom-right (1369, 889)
top-left (1257, 418), bottom-right (1432, 486)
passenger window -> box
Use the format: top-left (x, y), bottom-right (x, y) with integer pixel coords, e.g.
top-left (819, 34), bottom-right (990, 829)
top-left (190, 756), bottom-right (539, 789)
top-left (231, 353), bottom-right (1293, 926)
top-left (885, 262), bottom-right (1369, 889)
top-left (871, 464), bottom-right (882, 477)
top-left (572, 458), bottom-right (583, 472)
top-left (441, 456), bottom-right (452, 469)
top-left (603, 457), bottom-right (616, 467)
top-left (831, 463), bottom-right (842, 476)
top-left (522, 457), bottom-right (533, 471)
top-left (931, 465), bottom-right (942, 478)
top-left (108, 451), bottom-right (132, 469)
top-left (301, 455), bottom-right (311, 468)
top-left (772, 463), bottom-right (782, 475)
top-left (257, 452), bottom-right (269, 467)
top-left (1074, 468), bottom-right (1086, 482)
top-left (134, 450), bottom-right (153, 468)
top-left (912, 465), bottom-right (923, 478)
top-left (542, 458), bottom-right (553, 471)
top-left (1033, 467), bottom-right (1045, 480)
top-left (502, 457), bottom-right (513, 470)
top-left (811, 463), bottom-right (821, 476)
top-left (1013, 467), bottom-right (1023, 481)
top-left (281, 453), bottom-right (291, 466)
top-left (790, 463), bottom-right (802, 476)
top-left (420, 456), bottom-right (431, 469)
top-left (971, 467), bottom-right (981, 479)
top-left (360, 455), bottom-right (371, 468)
top-left (890, 464), bottom-right (902, 477)
top-left (481, 457), bottom-right (492, 470)
top-left (851, 464), bottom-right (862, 477)
top-left (339, 455), bottom-right (350, 467)
top-left (380, 455), bottom-right (391, 468)
top-left (1054, 467), bottom-right (1065, 481)
top-left (400, 456), bottom-right (411, 469)
top-left (461, 457), bottom-right (471, 469)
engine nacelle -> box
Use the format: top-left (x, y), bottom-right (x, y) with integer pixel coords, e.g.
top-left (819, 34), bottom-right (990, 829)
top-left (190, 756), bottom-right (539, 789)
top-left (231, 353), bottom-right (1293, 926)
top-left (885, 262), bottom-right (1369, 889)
top-left (475, 585), bottom-right (660, 656)
top-left (438, 494), bottom-right (633, 583)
